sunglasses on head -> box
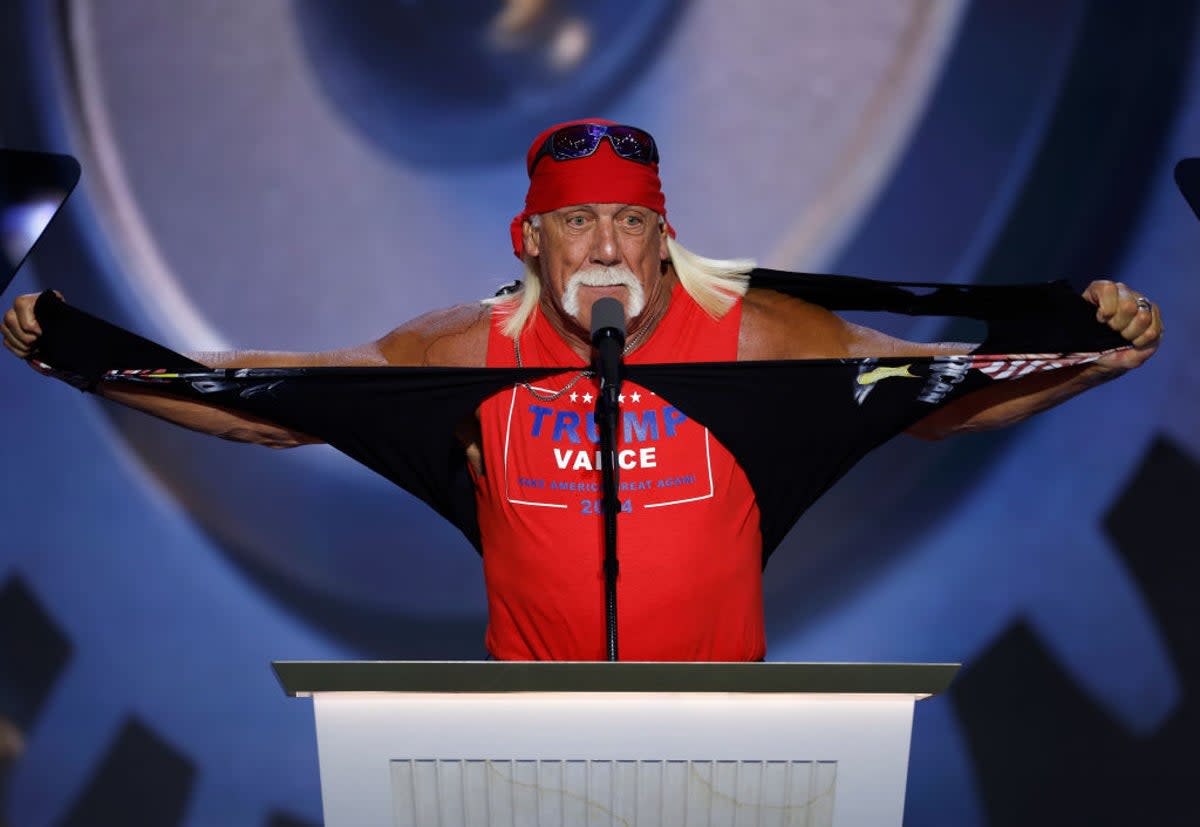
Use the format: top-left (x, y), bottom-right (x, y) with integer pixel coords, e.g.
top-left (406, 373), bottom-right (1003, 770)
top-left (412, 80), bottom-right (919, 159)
top-left (528, 123), bottom-right (659, 175)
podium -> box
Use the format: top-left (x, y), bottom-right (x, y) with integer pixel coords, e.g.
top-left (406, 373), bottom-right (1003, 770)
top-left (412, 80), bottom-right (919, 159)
top-left (274, 661), bottom-right (956, 827)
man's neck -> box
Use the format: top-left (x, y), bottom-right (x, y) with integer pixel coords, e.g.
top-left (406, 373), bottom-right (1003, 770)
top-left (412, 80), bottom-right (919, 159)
top-left (540, 271), bottom-right (678, 361)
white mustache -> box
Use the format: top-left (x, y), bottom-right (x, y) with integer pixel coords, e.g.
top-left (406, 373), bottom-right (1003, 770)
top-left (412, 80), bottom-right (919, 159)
top-left (562, 267), bottom-right (646, 319)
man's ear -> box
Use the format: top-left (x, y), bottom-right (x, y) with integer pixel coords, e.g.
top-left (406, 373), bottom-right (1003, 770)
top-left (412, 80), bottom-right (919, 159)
top-left (658, 219), bottom-right (670, 260)
top-left (522, 220), bottom-right (541, 258)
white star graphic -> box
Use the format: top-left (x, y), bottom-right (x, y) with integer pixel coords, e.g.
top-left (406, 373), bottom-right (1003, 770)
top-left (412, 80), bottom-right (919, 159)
top-left (630, 391), bottom-right (641, 403)
top-left (618, 393), bottom-right (626, 404)
top-left (569, 392), bottom-right (578, 403)
top-left (582, 392), bottom-right (594, 403)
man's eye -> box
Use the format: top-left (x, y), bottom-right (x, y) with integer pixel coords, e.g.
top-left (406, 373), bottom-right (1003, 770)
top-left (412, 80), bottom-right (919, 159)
top-left (567, 216), bottom-right (587, 227)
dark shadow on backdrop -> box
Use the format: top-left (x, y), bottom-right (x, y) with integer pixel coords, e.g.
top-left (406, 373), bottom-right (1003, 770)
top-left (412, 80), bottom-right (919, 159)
top-left (767, 0), bottom-right (1198, 640)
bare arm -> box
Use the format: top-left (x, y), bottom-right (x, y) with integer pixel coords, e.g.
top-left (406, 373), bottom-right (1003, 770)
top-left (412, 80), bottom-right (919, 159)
top-left (98, 337), bottom-right (400, 449)
top-left (907, 279), bottom-right (1162, 438)
top-left (3, 293), bottom-right (490, 447)
top-left (738, 280), bottom-right (1163, 440)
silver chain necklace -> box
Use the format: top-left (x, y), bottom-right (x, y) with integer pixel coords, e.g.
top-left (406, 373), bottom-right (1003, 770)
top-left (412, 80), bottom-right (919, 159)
top-left (513, 308), bottom-right (661, 402)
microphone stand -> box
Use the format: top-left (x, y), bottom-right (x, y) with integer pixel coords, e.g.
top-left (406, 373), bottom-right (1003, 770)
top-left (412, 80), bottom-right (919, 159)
top-left (591, 298), bottom-right (625, 661)
top-left (597, 379), bottom-right (620, 661)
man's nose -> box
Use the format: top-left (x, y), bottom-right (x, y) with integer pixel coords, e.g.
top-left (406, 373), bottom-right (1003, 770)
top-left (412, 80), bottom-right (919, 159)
top-left (589, 219), bottom-right (620, 265)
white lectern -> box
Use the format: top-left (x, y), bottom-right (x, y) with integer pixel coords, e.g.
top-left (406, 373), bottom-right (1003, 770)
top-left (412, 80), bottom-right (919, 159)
top-left (274, 661), bottom-right (956, 827)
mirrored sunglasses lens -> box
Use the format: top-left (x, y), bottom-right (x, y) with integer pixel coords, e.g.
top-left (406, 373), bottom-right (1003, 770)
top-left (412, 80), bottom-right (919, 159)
top-left (605, 128), bottom-right (655, 162)
top-left (551, 127), bottom-right (602, 159)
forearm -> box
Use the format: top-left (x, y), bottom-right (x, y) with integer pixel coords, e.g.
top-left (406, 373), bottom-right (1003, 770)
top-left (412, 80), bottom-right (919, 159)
top-left (113, 344), bottom-right (390, 441)
top-left (47, 345), bottom-right (336, 446)
top-left (184, 344), bottom-right (387, 369)
top-left (907, 363), bottom-right (1115, 440)
top-left (97, 383), bottom-right (319, 448)
top-left (7, 299), bottom-right (319, 444)
top-left (94, 335), bottom-right (437, 444)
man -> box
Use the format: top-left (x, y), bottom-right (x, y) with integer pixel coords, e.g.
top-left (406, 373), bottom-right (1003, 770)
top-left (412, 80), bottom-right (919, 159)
top-left (1, 120), bottom-right (1163, 660)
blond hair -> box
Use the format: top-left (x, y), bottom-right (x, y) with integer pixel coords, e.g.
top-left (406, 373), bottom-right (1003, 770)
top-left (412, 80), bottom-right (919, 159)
top-left (485, 218), bottom-right (754, 339)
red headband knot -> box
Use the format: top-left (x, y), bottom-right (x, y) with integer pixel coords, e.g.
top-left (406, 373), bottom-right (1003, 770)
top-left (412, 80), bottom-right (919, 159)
top-left (509, 118), bottom-right (673, 259)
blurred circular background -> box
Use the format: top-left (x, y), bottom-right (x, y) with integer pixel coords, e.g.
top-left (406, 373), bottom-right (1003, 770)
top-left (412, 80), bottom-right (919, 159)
top-left (3, 2), bottom-right (1199, 823)
top-left (9, 0), bottom-right (970, 649)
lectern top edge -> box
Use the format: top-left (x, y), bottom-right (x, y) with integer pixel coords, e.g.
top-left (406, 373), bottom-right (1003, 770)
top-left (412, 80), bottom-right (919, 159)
top-left (272, 661), bottom-right (960, 698)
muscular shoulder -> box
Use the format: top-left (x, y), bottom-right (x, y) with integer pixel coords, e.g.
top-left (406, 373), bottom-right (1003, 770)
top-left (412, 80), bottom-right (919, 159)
top-left (738, 288), bottom-right (856, 360)
top-left (376, 302), bottom-right (491, 366)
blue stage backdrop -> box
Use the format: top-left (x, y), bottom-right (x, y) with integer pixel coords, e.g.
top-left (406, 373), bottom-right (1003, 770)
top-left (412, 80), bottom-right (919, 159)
top-left (2, 1), bottom-right (1198, 825)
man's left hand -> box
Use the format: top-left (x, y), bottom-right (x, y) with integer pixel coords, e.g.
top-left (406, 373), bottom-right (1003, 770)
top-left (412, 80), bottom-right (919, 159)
top-left (1082, 279), bottom-right (1163, 374)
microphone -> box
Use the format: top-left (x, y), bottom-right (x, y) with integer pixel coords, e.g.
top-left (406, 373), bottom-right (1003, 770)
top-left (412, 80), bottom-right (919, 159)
top-left (590, 298), bottom-right (626, 407)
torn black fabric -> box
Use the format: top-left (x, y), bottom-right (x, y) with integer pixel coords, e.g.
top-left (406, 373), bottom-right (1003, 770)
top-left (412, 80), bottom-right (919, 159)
top-left (30, 271), bottom-right (1127, 561)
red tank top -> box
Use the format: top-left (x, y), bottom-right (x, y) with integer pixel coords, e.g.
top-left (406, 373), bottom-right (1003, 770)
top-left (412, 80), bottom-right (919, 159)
top-left (476, 283), bottom-right (764, 660)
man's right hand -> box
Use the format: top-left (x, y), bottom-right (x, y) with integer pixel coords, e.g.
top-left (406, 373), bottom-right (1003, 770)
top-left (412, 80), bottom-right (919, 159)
top-left (2, 291), bottom-right (59, 360)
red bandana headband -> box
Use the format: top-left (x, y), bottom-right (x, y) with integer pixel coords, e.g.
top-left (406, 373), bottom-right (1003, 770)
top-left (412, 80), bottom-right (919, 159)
top-left (509, 118), bottom-right (674, 259)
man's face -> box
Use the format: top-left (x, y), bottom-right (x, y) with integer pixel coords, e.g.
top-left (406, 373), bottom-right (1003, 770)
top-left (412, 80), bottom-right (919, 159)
top-left (524, 202), bottom-right (670, 334)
